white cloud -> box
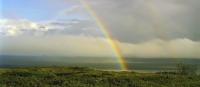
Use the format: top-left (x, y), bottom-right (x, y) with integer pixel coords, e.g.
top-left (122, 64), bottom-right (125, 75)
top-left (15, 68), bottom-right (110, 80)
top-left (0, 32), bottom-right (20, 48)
top-left (0, 19), bottom-right (101, 36)
top-left (0, 19), bottom-right (48, 36)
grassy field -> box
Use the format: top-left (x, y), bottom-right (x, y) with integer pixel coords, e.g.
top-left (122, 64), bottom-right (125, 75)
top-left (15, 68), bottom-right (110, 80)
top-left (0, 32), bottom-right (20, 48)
top-left (0, 67), bottom-right (200, 87)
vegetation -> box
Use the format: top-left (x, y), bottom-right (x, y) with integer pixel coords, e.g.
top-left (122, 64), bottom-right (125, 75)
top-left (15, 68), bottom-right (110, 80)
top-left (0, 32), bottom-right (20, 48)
top-left (0, 66), bottom-right (199, 87)
top-left (176, 63), bottom-right (198, 75)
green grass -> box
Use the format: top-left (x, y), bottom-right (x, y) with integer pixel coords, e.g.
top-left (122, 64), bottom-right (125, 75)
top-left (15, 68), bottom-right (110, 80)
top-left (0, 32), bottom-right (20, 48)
top-left (0, 67), bottom-right (200, 87)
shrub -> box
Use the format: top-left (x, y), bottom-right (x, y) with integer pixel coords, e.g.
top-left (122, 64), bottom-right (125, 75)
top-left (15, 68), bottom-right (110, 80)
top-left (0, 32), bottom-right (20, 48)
top-left (177, 63), bottom-right (197, 76)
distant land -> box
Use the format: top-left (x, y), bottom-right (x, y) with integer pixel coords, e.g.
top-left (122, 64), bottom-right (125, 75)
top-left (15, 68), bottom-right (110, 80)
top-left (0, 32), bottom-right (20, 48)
top-left (0, 55), bottom-right (200, 73)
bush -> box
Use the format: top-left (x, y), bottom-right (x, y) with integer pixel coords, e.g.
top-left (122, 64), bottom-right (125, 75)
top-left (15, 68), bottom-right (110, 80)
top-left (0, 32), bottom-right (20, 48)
top-left (177, 63), bottom-right (198, 75)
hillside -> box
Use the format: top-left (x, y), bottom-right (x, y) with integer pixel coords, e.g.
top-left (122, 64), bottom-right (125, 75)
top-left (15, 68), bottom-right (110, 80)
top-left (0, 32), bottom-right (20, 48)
top-left (0, 67), bottom-right (200, 87)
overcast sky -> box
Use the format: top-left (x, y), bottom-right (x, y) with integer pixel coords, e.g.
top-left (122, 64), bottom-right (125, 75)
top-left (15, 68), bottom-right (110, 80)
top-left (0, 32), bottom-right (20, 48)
top-left (0, 0), bottom-right (199, 58)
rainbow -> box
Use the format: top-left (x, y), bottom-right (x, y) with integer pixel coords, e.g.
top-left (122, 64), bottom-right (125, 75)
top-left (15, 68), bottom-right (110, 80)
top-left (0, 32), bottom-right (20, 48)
top-left (80, 0), bottom-right (128, 70)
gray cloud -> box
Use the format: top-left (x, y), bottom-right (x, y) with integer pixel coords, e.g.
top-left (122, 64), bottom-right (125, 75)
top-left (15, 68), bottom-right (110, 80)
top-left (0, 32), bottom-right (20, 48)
top-left (85, 0), bottom-right (200, 42)
top-left (0, 35), bottom-right (199, 58)
top-left (2, 0), bottom-right (199, 42)
top-left (0, 0), bottom-right (199, 58)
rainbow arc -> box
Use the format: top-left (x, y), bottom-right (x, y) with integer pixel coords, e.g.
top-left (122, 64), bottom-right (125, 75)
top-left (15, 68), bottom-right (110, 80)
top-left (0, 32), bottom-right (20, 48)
top-left (80, 0), bottom-right (128, 70)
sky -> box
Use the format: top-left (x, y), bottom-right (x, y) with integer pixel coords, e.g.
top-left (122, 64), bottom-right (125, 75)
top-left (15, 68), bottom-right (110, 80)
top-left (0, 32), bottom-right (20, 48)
top-left (0, 0), bottom-right (200, 58)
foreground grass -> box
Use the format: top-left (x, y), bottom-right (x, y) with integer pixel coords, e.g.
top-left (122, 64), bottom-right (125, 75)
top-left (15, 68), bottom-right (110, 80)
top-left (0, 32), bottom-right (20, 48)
top-left (0, 67), bottom-right (200, 87)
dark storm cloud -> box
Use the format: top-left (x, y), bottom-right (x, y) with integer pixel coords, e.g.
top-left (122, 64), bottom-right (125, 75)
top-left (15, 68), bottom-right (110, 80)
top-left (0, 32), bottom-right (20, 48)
top-left (86, 0), bottom-right (200, 42)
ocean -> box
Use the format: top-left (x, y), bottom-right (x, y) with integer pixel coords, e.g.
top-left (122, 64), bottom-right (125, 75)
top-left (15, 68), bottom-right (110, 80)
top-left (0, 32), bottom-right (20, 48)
top-left (0, 55), bottom-right (200, 73)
